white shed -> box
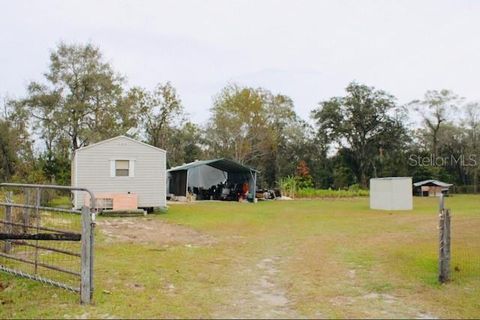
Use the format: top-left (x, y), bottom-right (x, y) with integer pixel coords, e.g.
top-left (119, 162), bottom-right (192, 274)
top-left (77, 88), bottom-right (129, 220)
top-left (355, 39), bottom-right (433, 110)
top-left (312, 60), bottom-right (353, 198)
top-left (72, 136), bottom-right (166, 211)
top-left (369, 177), bottom-right (413, 210)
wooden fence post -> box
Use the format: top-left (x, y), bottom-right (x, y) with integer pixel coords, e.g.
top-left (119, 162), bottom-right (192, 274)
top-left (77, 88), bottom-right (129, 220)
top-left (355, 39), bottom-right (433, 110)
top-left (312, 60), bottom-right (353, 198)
top-left (439, 193), bottom-right (445, 212)
top-left (445, 209), bottom-right (451, 278)
top-left (438, 195), bottom-right (451, 283)
top-left (80, 205), bottom-right (93, 304)
top-left (3, 192), bottom-right (13, 253)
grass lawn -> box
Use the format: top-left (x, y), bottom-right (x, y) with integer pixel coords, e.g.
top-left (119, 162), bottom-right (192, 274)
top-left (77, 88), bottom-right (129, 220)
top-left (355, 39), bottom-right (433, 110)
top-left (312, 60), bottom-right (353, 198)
top-left (1, 196), bottom-right (479, 318)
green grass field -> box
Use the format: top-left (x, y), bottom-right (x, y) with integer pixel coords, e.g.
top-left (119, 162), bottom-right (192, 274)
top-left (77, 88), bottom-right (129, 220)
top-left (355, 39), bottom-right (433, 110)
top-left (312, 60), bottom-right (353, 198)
top-left (1, 196), bottom-right (479, 318)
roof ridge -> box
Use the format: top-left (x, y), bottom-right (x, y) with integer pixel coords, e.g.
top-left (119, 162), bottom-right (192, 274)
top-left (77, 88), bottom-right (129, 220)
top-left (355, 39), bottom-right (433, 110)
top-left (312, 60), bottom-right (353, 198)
top-left (75, 135), bottom-right (166, 153)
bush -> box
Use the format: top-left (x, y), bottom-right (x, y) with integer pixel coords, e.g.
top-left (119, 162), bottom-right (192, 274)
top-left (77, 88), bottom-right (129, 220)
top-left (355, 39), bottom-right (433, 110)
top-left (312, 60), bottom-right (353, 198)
top-left (348, 183), bottom-right (361, 192)
top-left (293, 187), bottom-right (369, 198)
top-left (279, 176), bottom-right (298, 198)
top-left (278, 178), bottom-right (369, 199)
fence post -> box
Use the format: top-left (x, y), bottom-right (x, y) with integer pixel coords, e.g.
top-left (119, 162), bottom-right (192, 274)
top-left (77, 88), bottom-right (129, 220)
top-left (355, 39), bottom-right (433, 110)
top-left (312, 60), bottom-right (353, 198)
top-left (438, 204), bottom-right (445, 282)
top-left (3, 192), bottom-right (13, 254)
top-left (22, 188), bottom-right (30, 233)
top-left (90, 210), bottom-right (95, 302)
top-left (80, 205), bottom-right (93, 304)
top-left (438, 195), bottom-right (451, 283)
top-left (439, 193), bottom-right (445, 212)
top-left (34, 187), bottom-right (41, 274)
top-left (445, 209), bottom-right (451, 278)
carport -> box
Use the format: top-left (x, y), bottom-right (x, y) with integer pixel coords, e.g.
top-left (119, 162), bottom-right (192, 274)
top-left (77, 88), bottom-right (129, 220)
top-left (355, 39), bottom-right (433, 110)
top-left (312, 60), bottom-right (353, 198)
top-left (167, 158), bottom-right (258, 201)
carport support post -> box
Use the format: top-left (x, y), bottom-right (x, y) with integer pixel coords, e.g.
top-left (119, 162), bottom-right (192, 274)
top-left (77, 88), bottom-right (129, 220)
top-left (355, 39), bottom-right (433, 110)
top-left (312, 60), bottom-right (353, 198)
top-left (249, 170), bottom-right (257, 203)
top-left (185, 169), bottom-right (189, 199)
top-left (253, 171), bottom-right (257, 202)
top-left (80, 205), bottom-right (93, 304)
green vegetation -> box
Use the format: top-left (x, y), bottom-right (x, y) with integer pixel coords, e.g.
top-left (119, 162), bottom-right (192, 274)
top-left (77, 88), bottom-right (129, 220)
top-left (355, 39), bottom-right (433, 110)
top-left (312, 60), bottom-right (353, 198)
top-left (2, 42), bottom-right (480, 192)
top-left (279, 175), bottom-right (368, 198)
top-left (295, 187), bottom-right (369, 198)
top-left (47, 195), bottom-right (71, 208)
top-left (1, 196), bottom-right (479, 318)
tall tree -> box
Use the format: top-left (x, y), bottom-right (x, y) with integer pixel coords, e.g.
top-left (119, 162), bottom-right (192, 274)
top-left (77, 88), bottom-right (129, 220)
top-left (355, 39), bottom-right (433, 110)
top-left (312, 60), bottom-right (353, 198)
top-left (312, 82), bottom-right (407, 187)
top-left (262, 92), bottom-right (300, 186)
top-left (167, 122), bottom-right (205, 167)
top-left (141, 82), bottom-right (183, 150)
top-left (463, 102), bottom-right (480, 191)
top-left (207, 85), bottom-right (303, 186)
top-left (410, 89), bottom-right (462, 158)
top-left (207, 85), bottom-right (272, 164)
top-left (22, 42), bottom-right (140, 153)
top-left (0, 120), bottom-right (18, 181)
top-left (0, 98), bottom-right (37, 182)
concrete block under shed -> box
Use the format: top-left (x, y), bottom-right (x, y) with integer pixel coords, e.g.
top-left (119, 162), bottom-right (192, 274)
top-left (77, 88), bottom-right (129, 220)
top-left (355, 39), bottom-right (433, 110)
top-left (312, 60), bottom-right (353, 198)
top-left (370, 177), bottom-right (413, 210)
top-left (85, 192), bottom-right (138, 210)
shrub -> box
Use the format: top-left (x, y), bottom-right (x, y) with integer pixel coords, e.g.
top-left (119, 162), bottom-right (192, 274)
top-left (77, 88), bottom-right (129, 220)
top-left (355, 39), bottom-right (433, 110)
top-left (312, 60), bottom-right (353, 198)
top-left (348, 183), bottom-right (361, 192)
top-left (279, 176), bottom-right (298, 198)
top-left (292, 186), bottom-right (369, 198)
top-left (278, 178), bottom-right (369, 199)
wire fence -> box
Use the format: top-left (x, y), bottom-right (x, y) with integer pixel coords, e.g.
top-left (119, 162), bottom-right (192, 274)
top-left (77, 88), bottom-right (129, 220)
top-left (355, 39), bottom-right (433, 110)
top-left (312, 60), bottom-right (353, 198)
top-left (0, 184), bottom-right (95, 303)
top-left (450, 214), bottom-right (480, 282)
top-left (438, 194), bottom-right (480, 283)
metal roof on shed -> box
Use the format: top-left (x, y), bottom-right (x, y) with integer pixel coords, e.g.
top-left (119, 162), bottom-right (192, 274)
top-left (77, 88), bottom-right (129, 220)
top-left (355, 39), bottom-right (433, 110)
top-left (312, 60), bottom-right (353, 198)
top-left (413, 179), bottom-right (453, 188)
top-left (168, 158), bottom-right (258, 173)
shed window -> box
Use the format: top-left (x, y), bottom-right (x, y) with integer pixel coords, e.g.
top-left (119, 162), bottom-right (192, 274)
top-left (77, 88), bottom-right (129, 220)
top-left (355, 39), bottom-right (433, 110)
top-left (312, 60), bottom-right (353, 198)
top-left (115, 160), bottom-right (130, 177)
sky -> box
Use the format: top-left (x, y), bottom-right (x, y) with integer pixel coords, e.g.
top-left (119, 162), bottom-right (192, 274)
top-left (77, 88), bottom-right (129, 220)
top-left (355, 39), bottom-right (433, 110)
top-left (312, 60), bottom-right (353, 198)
top-left (1, 0), bottom-right (479, 124)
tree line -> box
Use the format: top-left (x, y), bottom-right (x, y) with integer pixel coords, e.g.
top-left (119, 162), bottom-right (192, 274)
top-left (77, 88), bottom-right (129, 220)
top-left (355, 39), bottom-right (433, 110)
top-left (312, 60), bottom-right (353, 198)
top-left (1, 42), bottom-right (479, 190)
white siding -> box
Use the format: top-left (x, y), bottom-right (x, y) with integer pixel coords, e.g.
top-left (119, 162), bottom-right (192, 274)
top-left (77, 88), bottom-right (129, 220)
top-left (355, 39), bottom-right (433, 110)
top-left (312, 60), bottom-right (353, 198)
top-left (72, 136), bottom-right (166, 209)
top-left (370, 177), bottom-right (413, 210)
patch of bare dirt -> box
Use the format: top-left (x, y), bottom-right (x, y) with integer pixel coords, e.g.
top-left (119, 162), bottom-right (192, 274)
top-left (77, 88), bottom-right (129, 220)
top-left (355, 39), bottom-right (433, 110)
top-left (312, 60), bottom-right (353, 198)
top-left (341, 266), bottom-right (438, 319)
top-left (214, 256), bottom-right (303, 319)
top-left (0, 281), bottom-right (8, 292)
top-left (96, 218), bottom-right (215, 246)
top-left (250, 257), bottom-right (301, 318)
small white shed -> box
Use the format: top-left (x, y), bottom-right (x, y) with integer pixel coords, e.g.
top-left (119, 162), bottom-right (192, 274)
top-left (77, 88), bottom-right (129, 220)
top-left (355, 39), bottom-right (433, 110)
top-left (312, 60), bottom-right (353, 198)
top-left (369, 177), bottom-right (413, 210)
top-left (72, 136), bottom-right (166, 210)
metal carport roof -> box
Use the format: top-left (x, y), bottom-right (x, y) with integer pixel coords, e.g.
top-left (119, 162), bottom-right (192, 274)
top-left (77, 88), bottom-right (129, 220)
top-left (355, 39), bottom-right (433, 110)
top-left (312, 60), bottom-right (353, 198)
top-left (167, 158), bottom-right (258, 173)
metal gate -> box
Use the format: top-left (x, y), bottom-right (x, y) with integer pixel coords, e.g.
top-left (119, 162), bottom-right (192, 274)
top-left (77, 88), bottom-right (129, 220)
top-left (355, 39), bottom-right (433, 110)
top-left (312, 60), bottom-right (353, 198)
top-left (0, 183), bottom-right (96, 304)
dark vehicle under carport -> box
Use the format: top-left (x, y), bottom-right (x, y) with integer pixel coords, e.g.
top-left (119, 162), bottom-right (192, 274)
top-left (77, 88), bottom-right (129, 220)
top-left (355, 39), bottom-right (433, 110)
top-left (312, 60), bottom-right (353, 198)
top-left (167, 158), bottom-right (258, 201)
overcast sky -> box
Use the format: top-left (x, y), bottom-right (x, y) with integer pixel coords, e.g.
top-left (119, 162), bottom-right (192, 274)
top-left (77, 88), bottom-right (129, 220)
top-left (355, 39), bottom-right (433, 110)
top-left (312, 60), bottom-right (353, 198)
top-left (1, 0), bottom-right (479, 124)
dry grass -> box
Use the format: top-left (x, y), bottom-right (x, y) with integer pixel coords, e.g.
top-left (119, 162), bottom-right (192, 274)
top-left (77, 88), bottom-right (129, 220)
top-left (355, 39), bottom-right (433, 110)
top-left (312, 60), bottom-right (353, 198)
top-left (0, 196), bottom-right (479, 318)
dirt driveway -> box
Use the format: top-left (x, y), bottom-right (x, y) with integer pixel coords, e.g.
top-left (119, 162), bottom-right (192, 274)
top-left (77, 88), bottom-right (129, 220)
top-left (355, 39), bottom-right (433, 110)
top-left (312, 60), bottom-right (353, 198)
top-left (96, 217), bottom-right (215, 246)
top-left (97, 215), bottom-right (437, 319)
